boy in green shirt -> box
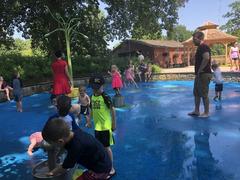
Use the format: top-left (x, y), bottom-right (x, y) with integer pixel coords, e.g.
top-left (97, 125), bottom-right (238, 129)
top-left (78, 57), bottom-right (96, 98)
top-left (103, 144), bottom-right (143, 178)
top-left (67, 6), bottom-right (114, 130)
top-left (89, 75), bottom-right (116, 178)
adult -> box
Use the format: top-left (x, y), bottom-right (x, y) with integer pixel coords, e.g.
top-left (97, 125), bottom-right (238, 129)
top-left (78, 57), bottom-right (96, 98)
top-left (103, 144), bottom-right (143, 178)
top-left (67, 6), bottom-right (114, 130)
top-left (137, 50), bottom-right (144, 62)
top-left (0, 76), bottom-right (12, 101)
top-left (137, 60), bottom-right (147, 82)
top-left (229, 42), bottom-right (239, 71)
top-left (51, 50), bottom-right (71, 97)
top-left (188, 31), bottom-right (212, 118)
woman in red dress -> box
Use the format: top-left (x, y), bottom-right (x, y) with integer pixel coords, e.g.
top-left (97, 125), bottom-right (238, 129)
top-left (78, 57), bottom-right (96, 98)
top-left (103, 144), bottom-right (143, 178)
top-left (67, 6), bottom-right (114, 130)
top-left (51, 50), bottom-right (71, 96)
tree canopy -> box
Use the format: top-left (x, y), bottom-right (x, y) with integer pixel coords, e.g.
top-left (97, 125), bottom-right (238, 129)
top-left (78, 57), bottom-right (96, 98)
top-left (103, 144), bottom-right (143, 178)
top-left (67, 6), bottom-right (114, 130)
top-left (103, 0), bottom-right (188, 40)
top-left (172, 25), bottom-right (192, 42)
top-left (222, 1), bottom-right (240, 38)
top-left (0, 0), bottom-right (188, 55)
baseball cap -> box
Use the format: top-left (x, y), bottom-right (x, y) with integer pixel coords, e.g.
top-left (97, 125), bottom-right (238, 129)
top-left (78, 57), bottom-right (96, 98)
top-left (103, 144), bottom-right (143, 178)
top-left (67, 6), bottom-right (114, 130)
top-left (89, 75), bottom-right (105, 89)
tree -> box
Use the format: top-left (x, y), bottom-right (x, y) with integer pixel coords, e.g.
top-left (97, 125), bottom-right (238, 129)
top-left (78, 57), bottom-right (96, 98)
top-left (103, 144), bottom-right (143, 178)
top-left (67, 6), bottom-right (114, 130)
top-left (0, 0), bottom-right (22, 46)
top-left (221, 1), bottom-right (240, 38)
top-left (172, 25), bottom-right (193, 42)
top-left (103, 0), bottom-right (188, 40)
top-left (11, 0), bottom-right (107, 56)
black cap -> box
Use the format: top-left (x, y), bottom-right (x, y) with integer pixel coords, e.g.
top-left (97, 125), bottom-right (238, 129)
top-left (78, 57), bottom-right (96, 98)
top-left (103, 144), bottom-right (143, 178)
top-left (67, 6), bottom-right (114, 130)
top-left (89, 75), bottom-right (105, 89)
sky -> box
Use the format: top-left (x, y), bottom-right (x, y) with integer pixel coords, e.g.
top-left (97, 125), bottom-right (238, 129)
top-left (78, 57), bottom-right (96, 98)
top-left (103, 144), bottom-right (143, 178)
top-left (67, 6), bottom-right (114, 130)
top-left (178, 0), bottom-right (236, 31)
top-left (13, 0), bottom-right (236, 49)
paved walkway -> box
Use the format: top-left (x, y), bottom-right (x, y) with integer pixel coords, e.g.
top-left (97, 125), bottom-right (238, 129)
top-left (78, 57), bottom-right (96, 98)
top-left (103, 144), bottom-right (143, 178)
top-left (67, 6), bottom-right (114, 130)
top-left (161, 66), bottom-right (234, 73)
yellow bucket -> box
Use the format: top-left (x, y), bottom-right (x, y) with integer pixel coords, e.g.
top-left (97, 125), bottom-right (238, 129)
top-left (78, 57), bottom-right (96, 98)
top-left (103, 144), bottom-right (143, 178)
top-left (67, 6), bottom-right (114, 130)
top-left (67, 87), bottom-right (79, 98)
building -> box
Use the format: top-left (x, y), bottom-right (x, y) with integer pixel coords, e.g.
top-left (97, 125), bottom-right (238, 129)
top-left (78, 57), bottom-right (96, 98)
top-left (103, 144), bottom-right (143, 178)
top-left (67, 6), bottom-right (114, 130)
top-left (112, 39), bottom-right (186, 68)
top-left (183, 21), bottom-right (238, 65)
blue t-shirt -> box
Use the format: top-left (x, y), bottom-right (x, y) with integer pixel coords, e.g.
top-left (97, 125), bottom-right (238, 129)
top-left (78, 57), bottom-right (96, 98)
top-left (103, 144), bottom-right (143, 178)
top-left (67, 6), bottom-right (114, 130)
top-left (48, 113), bottom-right (78, 130)
top-left (62, 129), bottom-right (112, 173)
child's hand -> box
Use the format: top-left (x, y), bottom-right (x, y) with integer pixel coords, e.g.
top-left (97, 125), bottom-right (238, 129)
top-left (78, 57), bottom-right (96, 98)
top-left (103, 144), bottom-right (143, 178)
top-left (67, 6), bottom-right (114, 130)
top-left (27, 150), bottom-right (33, 156)
top-left (85, 122), bottom-right (92, 128)
top-left (46, 172), bottom-right (54, 176)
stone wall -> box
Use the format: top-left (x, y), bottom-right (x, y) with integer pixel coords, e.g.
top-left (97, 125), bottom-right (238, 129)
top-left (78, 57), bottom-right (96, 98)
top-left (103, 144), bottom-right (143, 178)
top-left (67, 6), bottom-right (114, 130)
top-left (1, 72), bottom-right (239, 102)
top-left (152, 72), bottom-right (240, 82)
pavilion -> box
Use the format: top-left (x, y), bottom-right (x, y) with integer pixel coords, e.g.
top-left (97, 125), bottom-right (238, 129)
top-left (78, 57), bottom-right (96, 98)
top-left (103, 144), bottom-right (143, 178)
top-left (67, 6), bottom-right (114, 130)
top-left (183, 21), bottom-right (238, 65)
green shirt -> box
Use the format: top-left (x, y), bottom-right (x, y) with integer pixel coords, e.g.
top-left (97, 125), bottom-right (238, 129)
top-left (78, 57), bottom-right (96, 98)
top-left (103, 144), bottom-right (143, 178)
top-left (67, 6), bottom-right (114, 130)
top-left (91, 95), bottom-right (112, 131)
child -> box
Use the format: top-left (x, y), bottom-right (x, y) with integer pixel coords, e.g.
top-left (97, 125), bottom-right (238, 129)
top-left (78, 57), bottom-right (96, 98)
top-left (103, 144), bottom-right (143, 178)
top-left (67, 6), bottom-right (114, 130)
top-left (108, 65), bottom-right (123, 96)
top-left (49, 95), bottom-right (79, 130)
top-left (138, 60), bottom-right (147, 82)
top-left (145, 63), bottom-right (152, 82)
top-left (211, 63), bottom-right (223, 101)
top-left (125, 65), bottom-right (138, 88)
top-left (12, 71), bottom-right (23, 112)
top-left (0, 76), bottom-right (12, 101)
top-left (42, 118), bottom-right (112, 179)
top-left (27, 132), bottom-right (43, 156)
top-left (77, 86), bottom-right (91, 127)
top-left (89, 75), bottom-right (116, 177)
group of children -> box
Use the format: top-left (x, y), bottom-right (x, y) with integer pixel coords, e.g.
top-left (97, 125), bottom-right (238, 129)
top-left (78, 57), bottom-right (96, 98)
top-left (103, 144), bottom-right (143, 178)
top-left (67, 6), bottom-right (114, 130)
top-left (28, 75), bottom-right (116, 179)
top-left (107, 60), bottom-right (153, 96)
top-left (2, 55), bottom-right (222, 179)
top-left (0, 72), bottom-right (23, 112)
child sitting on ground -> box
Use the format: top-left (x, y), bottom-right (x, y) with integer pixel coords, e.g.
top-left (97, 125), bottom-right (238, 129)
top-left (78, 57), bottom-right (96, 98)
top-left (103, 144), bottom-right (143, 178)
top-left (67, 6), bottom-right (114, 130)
top-left (89, 75), bottom-right (116, 178)
top-left (211, 62), bottom-right (223, 101)
top-left (0, 76), bottom-right (12, 101)
top-left (42, 118), bottom-right (112, 179)
top-left (145, 62), bottom-right (152, 82)
top-left (27, 132), bottom-right (43, 156)
top-left (48, 95), bottom-right (79, 130)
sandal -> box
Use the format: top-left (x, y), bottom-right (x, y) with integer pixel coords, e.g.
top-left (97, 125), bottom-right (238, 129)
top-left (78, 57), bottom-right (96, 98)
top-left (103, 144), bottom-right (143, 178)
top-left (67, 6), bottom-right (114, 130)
top-left (188, 112), bottom-right (200, 116)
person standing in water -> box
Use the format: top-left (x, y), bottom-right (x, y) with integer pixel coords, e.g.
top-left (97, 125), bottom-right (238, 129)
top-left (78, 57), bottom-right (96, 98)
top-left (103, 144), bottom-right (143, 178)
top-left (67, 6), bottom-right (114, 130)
top-left (188, 31), bottom-right (212, 118)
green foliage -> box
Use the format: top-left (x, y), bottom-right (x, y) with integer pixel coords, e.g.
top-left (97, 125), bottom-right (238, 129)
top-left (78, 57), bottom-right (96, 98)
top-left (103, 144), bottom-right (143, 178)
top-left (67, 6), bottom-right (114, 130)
top-left (15, 0), bottom-right (107, 56)
top-left (0, 39), bottom-right (46, 56)
top-left (0, 55), bottom-right (131, 85)
top-left (211, 44), bottom-right (225, 56)
top-left (0, 0), bottom-right (20, 46)
top-left (1, 0), bottom-right (188, 56)
top-left (172, 25), bottom-right (193, 42)
top-left (103, 0), bottom-right (188, 40)
top-left (152, 64), bottom-right (161, 73)
top-left (222, 1), bottom-right (240, 37)
top-left (0, 55), bottom-right (52, 84)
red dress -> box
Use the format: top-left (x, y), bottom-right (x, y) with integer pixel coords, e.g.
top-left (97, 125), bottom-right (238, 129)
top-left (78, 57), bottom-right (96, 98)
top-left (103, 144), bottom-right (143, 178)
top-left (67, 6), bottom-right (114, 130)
top-left (112, 71), bottom-right (123, 89)
top-left (51, 59), bottom-right (71, 95)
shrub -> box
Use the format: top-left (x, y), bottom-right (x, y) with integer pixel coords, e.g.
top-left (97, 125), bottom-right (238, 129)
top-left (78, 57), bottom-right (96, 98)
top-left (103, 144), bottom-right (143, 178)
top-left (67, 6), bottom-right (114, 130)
top-left (152, 64), bottom-right (161, 73)
top-left (0, 55), bottom-right (130, 85)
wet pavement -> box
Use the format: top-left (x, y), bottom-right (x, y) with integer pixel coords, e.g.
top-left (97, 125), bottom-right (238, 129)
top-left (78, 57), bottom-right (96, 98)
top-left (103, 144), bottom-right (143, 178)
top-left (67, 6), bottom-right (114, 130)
top-left (0, 80), bottom-right (240, 180)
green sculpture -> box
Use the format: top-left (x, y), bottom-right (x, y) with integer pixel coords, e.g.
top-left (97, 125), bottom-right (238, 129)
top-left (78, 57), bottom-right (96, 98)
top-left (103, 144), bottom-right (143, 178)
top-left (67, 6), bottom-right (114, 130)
top-left (44, 6), bottom-right (88, 85)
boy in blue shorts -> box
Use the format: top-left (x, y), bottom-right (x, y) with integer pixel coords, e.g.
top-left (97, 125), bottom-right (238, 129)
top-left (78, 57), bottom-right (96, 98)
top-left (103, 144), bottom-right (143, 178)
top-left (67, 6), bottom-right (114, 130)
top-left (89, 75), bottom-right (116, 178)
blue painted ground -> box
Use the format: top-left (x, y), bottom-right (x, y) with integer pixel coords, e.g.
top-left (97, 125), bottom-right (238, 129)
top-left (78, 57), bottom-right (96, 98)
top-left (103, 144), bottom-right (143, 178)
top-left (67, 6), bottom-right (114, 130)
top-left (0, 80), bottom-right (240, 180)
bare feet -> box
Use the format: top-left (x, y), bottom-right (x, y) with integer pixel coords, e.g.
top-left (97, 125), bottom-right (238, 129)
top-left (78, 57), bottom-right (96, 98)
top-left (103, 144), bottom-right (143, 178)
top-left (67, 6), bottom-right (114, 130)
top-left (199, 113), bottom-right (209, 118)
